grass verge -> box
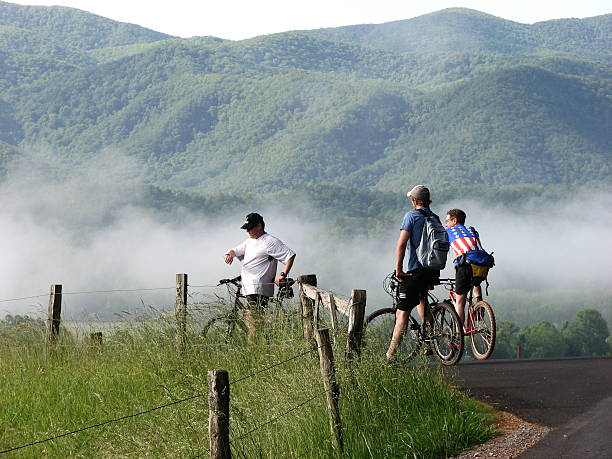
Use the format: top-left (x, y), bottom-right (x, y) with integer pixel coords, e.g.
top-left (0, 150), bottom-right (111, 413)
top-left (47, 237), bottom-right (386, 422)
top-left (0, 303), bottom-right (495, 457)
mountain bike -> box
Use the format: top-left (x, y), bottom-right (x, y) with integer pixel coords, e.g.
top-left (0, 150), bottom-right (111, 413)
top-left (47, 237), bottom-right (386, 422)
top-left (364, 273), bottom-right (464, 366)
top-left (200, 275), bottom-right (295, 343)
top-left (439, 278), bottom-right (496, 360)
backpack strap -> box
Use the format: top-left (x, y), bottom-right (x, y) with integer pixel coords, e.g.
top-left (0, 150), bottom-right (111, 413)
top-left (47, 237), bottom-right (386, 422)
top-left (468, 226), bottom-right (484, 250)
top-left (409, 209), bottom-right (427, 250)
top-left (418, 208), bottom-right (443, 224)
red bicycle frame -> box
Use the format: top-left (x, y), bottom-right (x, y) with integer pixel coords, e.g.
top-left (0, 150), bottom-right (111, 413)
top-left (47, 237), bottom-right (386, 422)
top-left (444, 280), bottom-right (478, 336)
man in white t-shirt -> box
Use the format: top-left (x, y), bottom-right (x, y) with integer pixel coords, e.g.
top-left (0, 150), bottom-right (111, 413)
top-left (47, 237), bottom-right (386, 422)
top-left (224, 213), bottom-right (296, 339)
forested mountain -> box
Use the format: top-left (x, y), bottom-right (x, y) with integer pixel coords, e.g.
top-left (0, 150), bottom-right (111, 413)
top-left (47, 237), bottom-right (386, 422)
top-left (301, 8), bottom-right (612, 60)
top-left (0, 1), bottom-right (610, 200)
top-left (0, 1), bottom-right (171, 49)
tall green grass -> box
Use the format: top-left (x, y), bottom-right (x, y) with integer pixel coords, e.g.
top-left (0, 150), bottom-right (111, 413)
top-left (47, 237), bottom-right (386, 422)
top-left (0, 301), bottom-right (494, 457)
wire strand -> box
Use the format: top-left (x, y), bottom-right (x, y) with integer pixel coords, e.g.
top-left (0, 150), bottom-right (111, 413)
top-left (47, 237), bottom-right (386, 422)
top-left (0, 343), bottom-right (323, 453)
top-left (0, 294), bottom-right (48, 304)
top-left (62, 287), bottom-right (175, 295)
top-left (0, 391), bottom-right (209, 454)
top-left (230, 393), bottom-right (320, 444)
top-left (230, 345), bottom-right (319, 386)
top-left (0, 287), bottom-right (176, 305)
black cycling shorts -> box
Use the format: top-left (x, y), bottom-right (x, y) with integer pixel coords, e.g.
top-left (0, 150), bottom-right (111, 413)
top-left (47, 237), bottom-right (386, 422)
top-left (455, 263), bottom-right (483, 295)
top-left (396, 269), bottom-right (439, 311)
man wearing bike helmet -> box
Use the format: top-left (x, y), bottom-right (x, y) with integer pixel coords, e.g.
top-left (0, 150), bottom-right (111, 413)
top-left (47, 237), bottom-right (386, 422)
top-left (224, 212), bottom-right (296, 339)
top-left (386, 185), bottom-right (439, 360)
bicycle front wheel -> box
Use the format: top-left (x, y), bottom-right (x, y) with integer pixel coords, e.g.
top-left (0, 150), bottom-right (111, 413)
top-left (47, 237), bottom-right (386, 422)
top-left (430, 302), bottom-right (464, 366)
top-left (470, 301), bottom-right (496, 360)
top-left (364, 308), bottom-right (423, 363)
top-left (200, 311), bottom-right (246, 344)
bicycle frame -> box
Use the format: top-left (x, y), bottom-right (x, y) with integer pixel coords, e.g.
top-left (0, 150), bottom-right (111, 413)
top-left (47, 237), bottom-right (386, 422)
top-left (439, 278), bottom-right (478, 335)
top-left (218, 276), bottom-right (246, 311)
top-left (218, 275), bottom-right (296, 309)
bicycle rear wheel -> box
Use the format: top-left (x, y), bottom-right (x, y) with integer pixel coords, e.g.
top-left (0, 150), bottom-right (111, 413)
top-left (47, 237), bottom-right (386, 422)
top-left (430, 302), bottom-right (464, 366)
top-left (469, 301), bottom-right (496, 360)
top-left (364, 308), bottom-right (423, 363)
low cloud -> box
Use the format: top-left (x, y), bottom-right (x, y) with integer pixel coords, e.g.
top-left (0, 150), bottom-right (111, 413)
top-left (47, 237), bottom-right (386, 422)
top-left (1, 151), bottom-right (611, 319)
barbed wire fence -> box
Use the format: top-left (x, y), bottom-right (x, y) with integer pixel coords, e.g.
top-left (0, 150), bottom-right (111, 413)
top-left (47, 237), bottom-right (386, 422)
top-left (0, 337), bottom-right (339, 456)
top-left (0, 273), bottom-right (365, 456)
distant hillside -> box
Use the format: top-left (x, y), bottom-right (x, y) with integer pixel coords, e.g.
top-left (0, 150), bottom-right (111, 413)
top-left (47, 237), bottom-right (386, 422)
top-left (301, 8), bottom-right (612, 61)
top-left (0, 3), bottom-right (610, 199)
top-left (373, 65), bottom-right (612, 190)
top-left (0, 1), bottom-right (171, 50)
top-left (0, 138), bottom-right (20, 176)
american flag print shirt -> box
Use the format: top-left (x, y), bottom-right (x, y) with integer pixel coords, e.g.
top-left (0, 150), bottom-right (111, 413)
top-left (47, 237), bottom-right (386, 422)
top-left (446, 224), bottom-right (483, 259)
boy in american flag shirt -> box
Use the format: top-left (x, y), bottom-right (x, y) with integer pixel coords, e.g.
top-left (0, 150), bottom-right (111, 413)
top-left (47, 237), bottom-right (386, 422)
top-left (444, 208), bottom-right (486, 324)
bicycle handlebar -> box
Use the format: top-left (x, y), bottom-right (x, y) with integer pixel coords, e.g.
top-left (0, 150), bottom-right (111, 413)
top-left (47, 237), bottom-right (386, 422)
top-left (218, 275), bottom-right (242, 286)
top-left (217, 275), bottom-right (295, 287)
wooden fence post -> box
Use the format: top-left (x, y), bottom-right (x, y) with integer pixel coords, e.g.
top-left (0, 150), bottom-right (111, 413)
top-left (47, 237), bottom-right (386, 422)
top-left (46, 284), bottom-right (62, 346)
top-left (346, 289), bottom-right (366, 361)
top-left (208, 370), bottom-right (231, 459)
top-left (175, 273), bottom-right (188, 348)
top-left (328, 293), bottom-right (339, 335)
top-left (315, 328), bottom-right (344, 453)
top-left (313, 293), bottom-right (321, 330)
top-left (297, 274), bottom-right (317, 343)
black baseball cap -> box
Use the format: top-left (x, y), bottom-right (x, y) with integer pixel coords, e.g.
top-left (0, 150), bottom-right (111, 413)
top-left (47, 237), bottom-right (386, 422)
top-left (240, 212), bottom-right (264, 230)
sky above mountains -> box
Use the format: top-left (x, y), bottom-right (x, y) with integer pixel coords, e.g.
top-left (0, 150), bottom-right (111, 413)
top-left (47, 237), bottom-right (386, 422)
top-left (7, 0), bottom-right (612, 40)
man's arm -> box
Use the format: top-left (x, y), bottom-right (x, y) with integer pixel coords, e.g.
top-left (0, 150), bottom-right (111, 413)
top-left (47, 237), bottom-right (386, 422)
top-left (274, 254), bottom-right (295, 286)
top-left (395, 230), bottom-right (410, 278)
top-left (224, 250), bottom-right (237, 264)
top-left (224, 241), bottom-right (246, 264)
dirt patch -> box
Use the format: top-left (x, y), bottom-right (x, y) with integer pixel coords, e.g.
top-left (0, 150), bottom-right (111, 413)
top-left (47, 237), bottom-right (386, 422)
top-left (452, 410), bottom-right (552, 459)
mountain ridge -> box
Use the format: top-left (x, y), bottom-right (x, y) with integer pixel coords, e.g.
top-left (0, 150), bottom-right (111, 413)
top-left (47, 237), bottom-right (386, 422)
top-left (0, 1), bottom-right (172, 50)
top-left (0, 2), bottom-right (610, 198)
top-left (300, 8), bottom-right (612, 60)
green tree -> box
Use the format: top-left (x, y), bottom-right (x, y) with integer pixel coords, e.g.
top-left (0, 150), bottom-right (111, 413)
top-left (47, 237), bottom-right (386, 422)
top-left (491, 320), bottom-right (521, 359)
top-left (519, 321), bottom-right (569, 358)
top-left (565, 308), bottom-right (610, 356)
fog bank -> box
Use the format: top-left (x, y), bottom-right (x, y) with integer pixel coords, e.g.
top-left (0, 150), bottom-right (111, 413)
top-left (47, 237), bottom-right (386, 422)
top-left (1, 152), bottom-right (611, 318)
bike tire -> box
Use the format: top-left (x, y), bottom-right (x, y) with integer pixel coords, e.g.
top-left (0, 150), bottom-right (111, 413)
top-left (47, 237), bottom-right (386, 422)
top-left (470, 301), bottom-right (496, 360)
top-left (200, 312), bottom-right (246, 343)
top-left (430, 302), bottom-right (464, 366)
top-left (364, 308), bottom-right (422, 363)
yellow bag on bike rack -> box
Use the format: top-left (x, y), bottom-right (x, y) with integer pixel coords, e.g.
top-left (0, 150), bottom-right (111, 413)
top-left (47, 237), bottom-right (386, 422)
top-left (471, 263), bottom-right (490, 281)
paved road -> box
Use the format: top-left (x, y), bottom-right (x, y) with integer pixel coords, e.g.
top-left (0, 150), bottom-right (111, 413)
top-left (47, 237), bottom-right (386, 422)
top-left (446, 356), bottom-right (612, 458)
